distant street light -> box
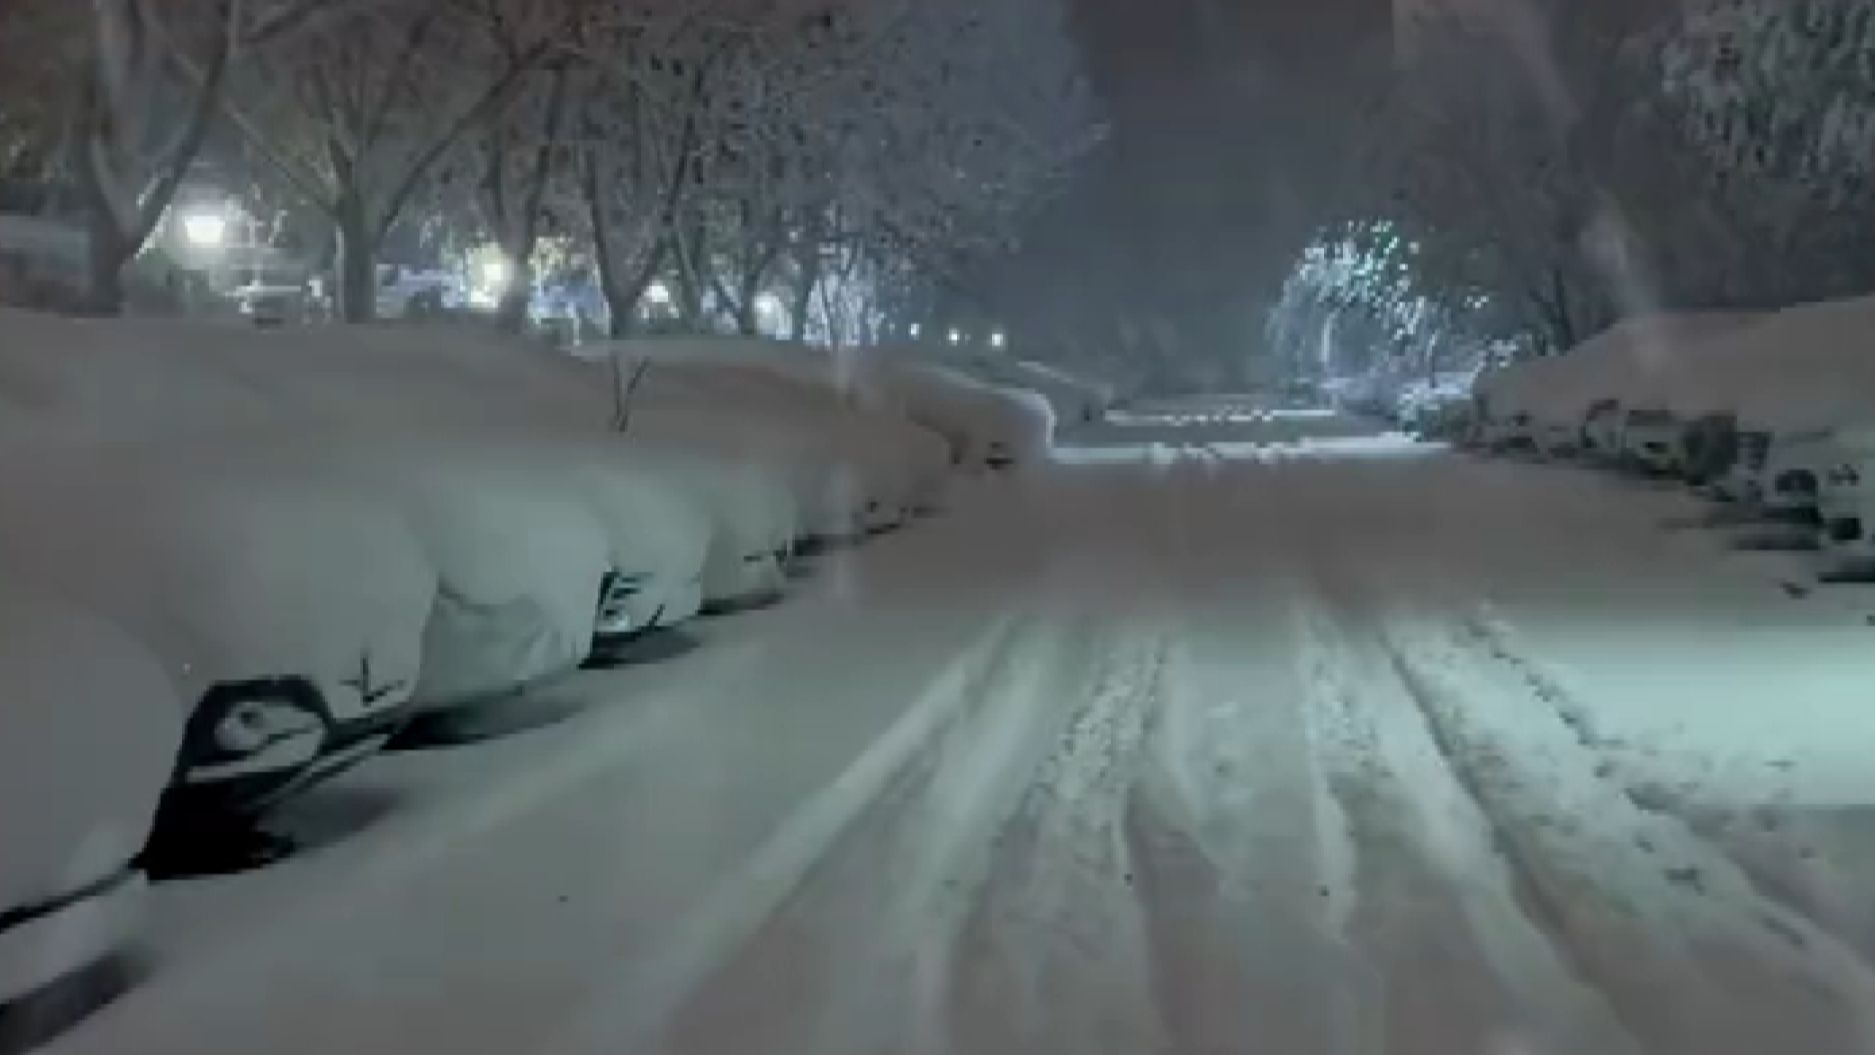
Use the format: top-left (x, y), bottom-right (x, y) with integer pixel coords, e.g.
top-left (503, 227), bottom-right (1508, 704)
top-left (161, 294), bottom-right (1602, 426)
top-left (478, 254), bottom-right (512, 293)
top-left (181, 208), bottom-right (229, 251)
top-left (947, 328), bottom-right (962, 346)
top-left (989, 329), bottom-right (1007, 350)
top-left (909, 323), bottom-right (922, 339)
top-left (645, 281), bottom-right (673, 307)
top-left (754, 293), bottom-right (785, 332)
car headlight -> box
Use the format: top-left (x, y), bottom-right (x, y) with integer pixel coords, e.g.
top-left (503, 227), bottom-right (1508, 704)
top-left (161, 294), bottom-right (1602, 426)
top-left (213, 697), bottom-right (323, 755)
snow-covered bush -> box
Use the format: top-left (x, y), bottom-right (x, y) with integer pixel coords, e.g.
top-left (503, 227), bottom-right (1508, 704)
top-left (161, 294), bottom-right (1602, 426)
top-left (0, 590), bottom-right (181, 1004)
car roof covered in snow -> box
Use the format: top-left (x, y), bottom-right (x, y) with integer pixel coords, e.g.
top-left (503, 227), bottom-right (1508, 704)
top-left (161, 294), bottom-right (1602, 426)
top-left (1483, 313), bottom-right (1758, 422)
top-left (1662, 295), bottom-right (1875, 430)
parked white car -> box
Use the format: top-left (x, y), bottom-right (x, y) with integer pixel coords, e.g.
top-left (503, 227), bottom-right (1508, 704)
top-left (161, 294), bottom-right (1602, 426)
top-left (942, 352), bottom-right (1111, 425)
top-left (0, 591), bottom-right (181, 1006)
top-left (1756, 429), bottom-right (1839, 520)
top-left (1582, 399), bottom-right (1624, 462)
top-left (374, 265), bottom-right (462, 319)
top-left (1619, 407), bottom-right (1686, 475)
top-left (0, 442), bottom-right (436, 856)
top-left (881, 361), bottom-right (1056, 471)
top-left (1714, 423), bottom-right (1773, 503)
top-left (1533, 420), bottom-right (1584, 459)
top-left (305, 434), bottom-right (613, 715)
top-left (1478, 410), bottom-right (1537, 453)
top-left (1820, 428), bottom-right (1875, 575)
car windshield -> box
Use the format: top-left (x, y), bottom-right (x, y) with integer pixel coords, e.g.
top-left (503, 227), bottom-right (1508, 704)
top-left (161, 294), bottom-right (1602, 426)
top-left (8, 2), bottom-right (1875, 1053)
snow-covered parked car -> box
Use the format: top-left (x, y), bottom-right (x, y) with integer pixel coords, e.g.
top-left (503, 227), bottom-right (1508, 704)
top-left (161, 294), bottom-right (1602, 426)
top-left (268, 432), bottom-right (614, 716)
top-left (1679, 412), bottom-right (1739, 486)
top-left (1755, 429), bottom-right (1839, 521)
top-left (1582, 399), bottom-right (1624, 462)
top-left (0, 441), bottom-right (435, 859)
top-left (1478, 409), bottom-right (1536, 453)
top-left (621, 354), bottom-right (946, 536)
top-left (662, 339), bottom-right (1056, 472)
top-left (174, 323), bottom-right (785, 615)
top-left (1471, 363), bottom-right (1540, 453)
top-left (941, 352), bottom-right (1112, 425)
top-left (1715, 424), bottom-right (1772, 503)
top-left (1619, 407), bottom-right (1687, 476)
top-left (879, 360), bottom-right (1056, 471)
top-left (0, 317), bottom-right (623, 740)
top-left (1820, 428), bottom-right (1875, 576)
top-left (0, 592), bottom-right (181, 1006)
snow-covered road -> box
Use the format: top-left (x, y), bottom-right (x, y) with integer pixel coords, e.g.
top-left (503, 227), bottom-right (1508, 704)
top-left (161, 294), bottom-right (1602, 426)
top-left (42, 409), bottom-right (1875, 1055)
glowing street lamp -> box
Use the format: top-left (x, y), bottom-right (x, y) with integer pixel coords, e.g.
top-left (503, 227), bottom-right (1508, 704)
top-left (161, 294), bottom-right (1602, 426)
top-left (947, 328), bottom-right (962, 346)
top-left (908, 322), bottom-right (922, 339)
top-left (989, 329), bottom-right (1007, 350)
top-left (645, 281), bottom-right (673, 307)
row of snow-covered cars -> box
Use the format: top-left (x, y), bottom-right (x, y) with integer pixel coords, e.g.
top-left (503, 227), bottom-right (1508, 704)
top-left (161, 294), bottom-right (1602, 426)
top-left (0, 311), bottom-right (1068, 1011)
top-left (1470, 307), bottom-right (1875, 577)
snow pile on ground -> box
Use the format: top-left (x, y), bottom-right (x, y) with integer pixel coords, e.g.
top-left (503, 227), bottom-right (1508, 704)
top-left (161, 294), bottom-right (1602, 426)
top-left (0, 591), bottom-right (182, 1003)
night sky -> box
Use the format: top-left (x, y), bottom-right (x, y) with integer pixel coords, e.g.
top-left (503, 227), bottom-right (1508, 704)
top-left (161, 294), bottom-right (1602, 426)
top-left (993, 0), bottom-right (1395, 383)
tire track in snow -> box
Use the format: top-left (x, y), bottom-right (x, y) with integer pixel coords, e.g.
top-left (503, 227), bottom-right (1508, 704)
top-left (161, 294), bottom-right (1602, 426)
top-left (943, 627), bottom-right (1171, 1055)
top-left (1457, 604), bottom-right (1875, 967)
top-left (1120, 597), bottom-right (1371, 1055)
top-left (550, 610), bottom-right (1048, 1055)
top-left (1298, 590), bottom-right (1641, 1055)
top-left (1373, 603), bottom-right (1875, 1054)
top-left (645, 617), bottom-right (1172, 1055)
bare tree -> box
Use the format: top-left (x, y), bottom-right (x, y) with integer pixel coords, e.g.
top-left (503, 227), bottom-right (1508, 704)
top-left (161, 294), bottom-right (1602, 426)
top-left (224, 0), bottom-right (556, 320)
top-left (61, 0), bottom-right (249, 314)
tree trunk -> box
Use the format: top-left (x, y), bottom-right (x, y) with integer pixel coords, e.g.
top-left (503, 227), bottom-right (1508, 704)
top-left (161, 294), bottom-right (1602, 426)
top-left (734, 299), bottom-right (760, 336)
top-left (83, 216), bottom-right (129, 317)
top-left (492, 64), bottom-right (571, 336)
top-left (335, 197), bottom-right (377, 323)
top-left (495, 277), bottom-right (533, 334)
top-left (788, 248), bottom-right (822, 343)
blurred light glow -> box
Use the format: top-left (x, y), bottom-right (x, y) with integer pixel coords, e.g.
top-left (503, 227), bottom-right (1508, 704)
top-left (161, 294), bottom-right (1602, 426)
top-left (990, 329), bottom-right (1007, 350)
top-left (646, 281), bottom-right (672, 307)
top-left (182, 209), bottom-right (229, 251)
top-left (948, 328), bottom-right (963, 346)
top-left (909, 323), bottom-right (922, 338)
top-left (478, 254), bottom-right (512, 292)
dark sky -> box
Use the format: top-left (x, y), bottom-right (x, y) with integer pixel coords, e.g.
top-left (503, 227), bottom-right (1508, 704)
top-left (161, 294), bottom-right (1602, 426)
top-left (992, 0), bottom-right (1395, 382)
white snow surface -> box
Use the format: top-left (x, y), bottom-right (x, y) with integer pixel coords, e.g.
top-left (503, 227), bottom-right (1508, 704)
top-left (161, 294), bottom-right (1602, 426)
top-left (0, 591), bottom-right (181, 1001)
top-left (599, 337), bottom-right (1057, 470)
top-left (1663, 295), bottom-right (1875, 428)
top-left (37, 403), bottom-right (1875, 1055)
top-left (1481, 312), bottom-right (1759, 424)
top-left (0, 438), bottom-right (436, 724)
